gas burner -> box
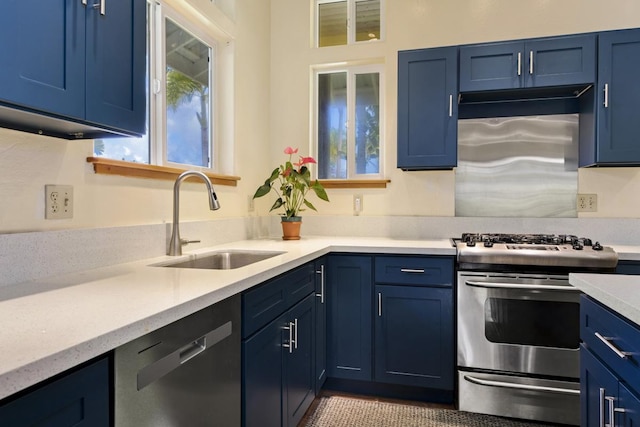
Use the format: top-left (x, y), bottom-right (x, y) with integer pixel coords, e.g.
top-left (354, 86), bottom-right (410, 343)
top-left (454, 233), bottom-right (618, 272)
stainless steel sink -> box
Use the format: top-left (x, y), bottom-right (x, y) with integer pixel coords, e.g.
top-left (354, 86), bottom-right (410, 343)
top-left (156, 250), bottom-right (285, 270)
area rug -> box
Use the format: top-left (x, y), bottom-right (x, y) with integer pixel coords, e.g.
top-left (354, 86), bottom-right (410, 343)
top-left (302, 396), bottom-right (548, 427)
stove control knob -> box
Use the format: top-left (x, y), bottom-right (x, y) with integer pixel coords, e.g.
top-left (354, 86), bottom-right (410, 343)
top-left (572, 242), bottom-right (583, 250)
top-left (593, 242), bottom-right (603, 251)
top-left (583, 238), bottom-right (593, 246)
top-left (483, 240), bottom-right (494, 248)
top-left (467, 240), bottom-right (476, 247)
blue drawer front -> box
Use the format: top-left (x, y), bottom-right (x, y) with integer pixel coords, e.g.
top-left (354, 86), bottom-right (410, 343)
top-left (581, 295), bottom-right (640, 396)
top-left (242, 263), bottom-right (315, 338)
top-left (374, 256), bottom-right (454, 286)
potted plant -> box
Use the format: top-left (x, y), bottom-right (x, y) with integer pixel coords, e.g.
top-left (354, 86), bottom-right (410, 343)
top-left (253, 147), bottom-right (329, 240)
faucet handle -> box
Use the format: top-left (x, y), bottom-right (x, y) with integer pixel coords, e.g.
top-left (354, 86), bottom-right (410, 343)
top-left (180, 238), bottom-right (201, 246)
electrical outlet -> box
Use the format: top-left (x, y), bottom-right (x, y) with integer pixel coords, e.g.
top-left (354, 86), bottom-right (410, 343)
top-left (577, 193), bottom-right (597, 212)
top-left (45, 185), bottom-right (73, 219)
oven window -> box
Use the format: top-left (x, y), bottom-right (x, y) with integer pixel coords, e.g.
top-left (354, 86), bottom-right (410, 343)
top-left (484, 298), bottom-right (579, 349)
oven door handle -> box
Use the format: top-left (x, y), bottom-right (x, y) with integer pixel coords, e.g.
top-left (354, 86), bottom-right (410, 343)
top-left (463, 375), bottom-right (580, 396)
top-left (465, 280), bottom-right (578, 292)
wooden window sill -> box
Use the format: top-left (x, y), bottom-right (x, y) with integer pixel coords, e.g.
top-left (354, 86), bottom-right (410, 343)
top-left (86, 157), bottom-right (240, 187)
top-left (318, 179), bottom-right (390, 189)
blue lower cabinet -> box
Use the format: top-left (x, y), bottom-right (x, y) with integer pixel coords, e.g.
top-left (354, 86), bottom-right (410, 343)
top-left (374, 285), bottom-right (453, 390)
top-left (243, 293), bottom-right (315, 427)
top-left (581, 344), bottom-right (619, 427)
top-left (314, 257), bottom-right (327, 394)
top-left (0, 357), bottom-right (110, 427)
top-left (326, 255), bottom-right (373, 381)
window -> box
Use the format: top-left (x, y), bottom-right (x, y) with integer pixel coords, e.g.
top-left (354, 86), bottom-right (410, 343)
top-left (315, 65), bottom-right (383, 179)
top-left (94, 1), bottom-right (232, 173)
top-left (316, 0), bottom-right (382, 47)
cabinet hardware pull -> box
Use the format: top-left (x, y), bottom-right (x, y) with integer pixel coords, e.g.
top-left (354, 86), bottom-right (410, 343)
top-left (463, 375), bottom-right (579, 395)
top-left (283, 322), bottom-right (293, 354)
top-left (82, 0), bottom-right (87, 5)
top-left (595, 332), bottom-right (631, 359)
top-left (604, 83), bottom-right (609, 108)
top-left (378, 292), bottom-right (382, 317)
top-left (606, 396), bottom-right (616, 427)
top-left (465, 280), bottom-right (578, 292)
top-left (400, 268), bottom-right (425, 274)
top-left (92, 0), bottom-right (105, 15)
top-left (448, 94), bottom-right (453, 117)
top-left (529, 50), bottom-right (534, 75)
top-left (517, 52), bottom-right (522, 76)
top-left (293, 318), bottom-right (298, 350)
top-left (315, 264), bottom-right (325, 304)
top-left (599, 388), bottom-right (606, 427)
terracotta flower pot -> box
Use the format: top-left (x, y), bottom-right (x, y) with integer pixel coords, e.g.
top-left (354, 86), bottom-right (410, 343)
top-left (281, 216), bottom-right (302, 240)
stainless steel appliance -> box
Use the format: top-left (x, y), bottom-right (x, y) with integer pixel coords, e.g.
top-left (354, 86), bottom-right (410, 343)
top-left (454, 233), bottom-right (618, 425)
top-left (114, 294), bottom-right (240, 427)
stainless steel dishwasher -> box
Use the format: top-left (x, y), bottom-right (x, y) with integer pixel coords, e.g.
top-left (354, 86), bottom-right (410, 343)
top-left (115, 294), bottom-right (240, 426)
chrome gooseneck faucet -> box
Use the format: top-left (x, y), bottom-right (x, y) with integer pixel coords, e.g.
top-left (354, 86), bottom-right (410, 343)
top-left (168, 171), bottom-right (220, 256)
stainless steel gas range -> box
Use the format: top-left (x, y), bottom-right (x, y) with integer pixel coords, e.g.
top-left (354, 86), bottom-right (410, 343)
top-left (453, 233), bottom-right (618, 425)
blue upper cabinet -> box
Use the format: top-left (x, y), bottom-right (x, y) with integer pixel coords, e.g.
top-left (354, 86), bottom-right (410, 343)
top-left (397, 47), bottom-right (458, 170)
top-left (0, 0), bottom-right (146, 139)
top-left (592, 28), bottom-right (640, 165)
top-left (0, 0), bottom-right (85, 119)
top-left (460, 34), bottom-right (596, 92)
top-left (86, 0), bottom-right (146, 135)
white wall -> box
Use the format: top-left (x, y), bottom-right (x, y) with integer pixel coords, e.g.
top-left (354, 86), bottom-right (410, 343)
top-left (269, 0), bottom-right (640, 218)
top-left (1, 0), bottom-right (640, 236)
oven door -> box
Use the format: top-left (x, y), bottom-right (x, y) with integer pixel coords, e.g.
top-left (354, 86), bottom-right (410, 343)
top-left (457, 272), bottom-right (580, 379)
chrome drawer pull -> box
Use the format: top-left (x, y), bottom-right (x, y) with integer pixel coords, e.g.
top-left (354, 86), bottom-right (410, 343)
top-left (400, 268), bottom-right (425, 274)
top-left (315, 265), bottom-right (325, 304)
top-left (283, 322), bottom-right (294, 354)
top-left (463, 375), bottom-right (580, 395)
top-left (465, 280), bottom-right (578, 292)
top-left (595, 332), bottom-right (631, 359)
top-left (604, 83), bottom-right (609, 108)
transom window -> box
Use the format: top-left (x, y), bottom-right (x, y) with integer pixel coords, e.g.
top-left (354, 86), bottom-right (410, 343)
top-left (314, 65), bottom-right (383, 179)
top-left (316, 0), bottom-right (383, 47)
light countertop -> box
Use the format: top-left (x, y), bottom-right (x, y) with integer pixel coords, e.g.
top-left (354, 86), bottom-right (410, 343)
top-left (0, 237), bottom-right (454, 400)
top-left (570, 272), bottom-right (640, 327)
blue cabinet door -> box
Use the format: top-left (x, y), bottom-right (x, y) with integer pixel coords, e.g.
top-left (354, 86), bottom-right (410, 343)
top-left (581, 345), bottom-right (618, 427)
top-left (285, 294), bottom-right (316, 427)
top-left (85, 0), bottom-right (146, 135)
top-left (595, 28), bottom-right (640, 164)
top-left (0, 357), bottom-right (109, 427)
top-left (0, 0), bottom-right (85, 119)
top-left (327, 255), bottom-right (372, 381)
top-left (243, 313), bottom-right (286, 427)
top-left (618, 383), bottom-right (640, 426)
top-left (374, 285), bottom-right (453, 390)
top-left (397, 47), bottom-right (458, 170)
top-left (525, 35), bottom-right (596, 88)
top-left (459, 42), bottom-right (522, 92)
top-left (314, 258), bottom-right (327, 393)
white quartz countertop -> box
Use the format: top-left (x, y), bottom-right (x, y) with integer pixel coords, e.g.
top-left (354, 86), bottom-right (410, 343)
top-left (570, 272), bottom-right (640, 327)
top-left (0, 236), bottom-right (454, 400)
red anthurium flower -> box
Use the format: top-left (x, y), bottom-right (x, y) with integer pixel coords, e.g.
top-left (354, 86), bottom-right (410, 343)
top-left (284, 147), bottom-right (298, 155)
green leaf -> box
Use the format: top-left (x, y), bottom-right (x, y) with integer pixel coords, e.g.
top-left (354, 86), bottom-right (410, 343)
top-left (269, 198), bottom-right (284, 212)
top-left (253, 183), bottom-right (272, 198)
top-left (268, 167), bottom-right (280, 183)
top-left (303, 199), bottom-right (317, 211)
top-left (311, 181), bottom-right (329, 201)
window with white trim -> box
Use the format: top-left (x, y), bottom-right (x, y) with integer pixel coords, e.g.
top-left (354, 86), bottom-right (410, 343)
top-left (94, 1), bottom-right (232, 173)
top-left (316, 0), bottom-right (382, 47)
top-left (314, 65), bottom-right (383, 179)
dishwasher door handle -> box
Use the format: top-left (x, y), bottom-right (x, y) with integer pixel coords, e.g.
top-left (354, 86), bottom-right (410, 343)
top-left (137, 321), bottom-right (232, 391)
